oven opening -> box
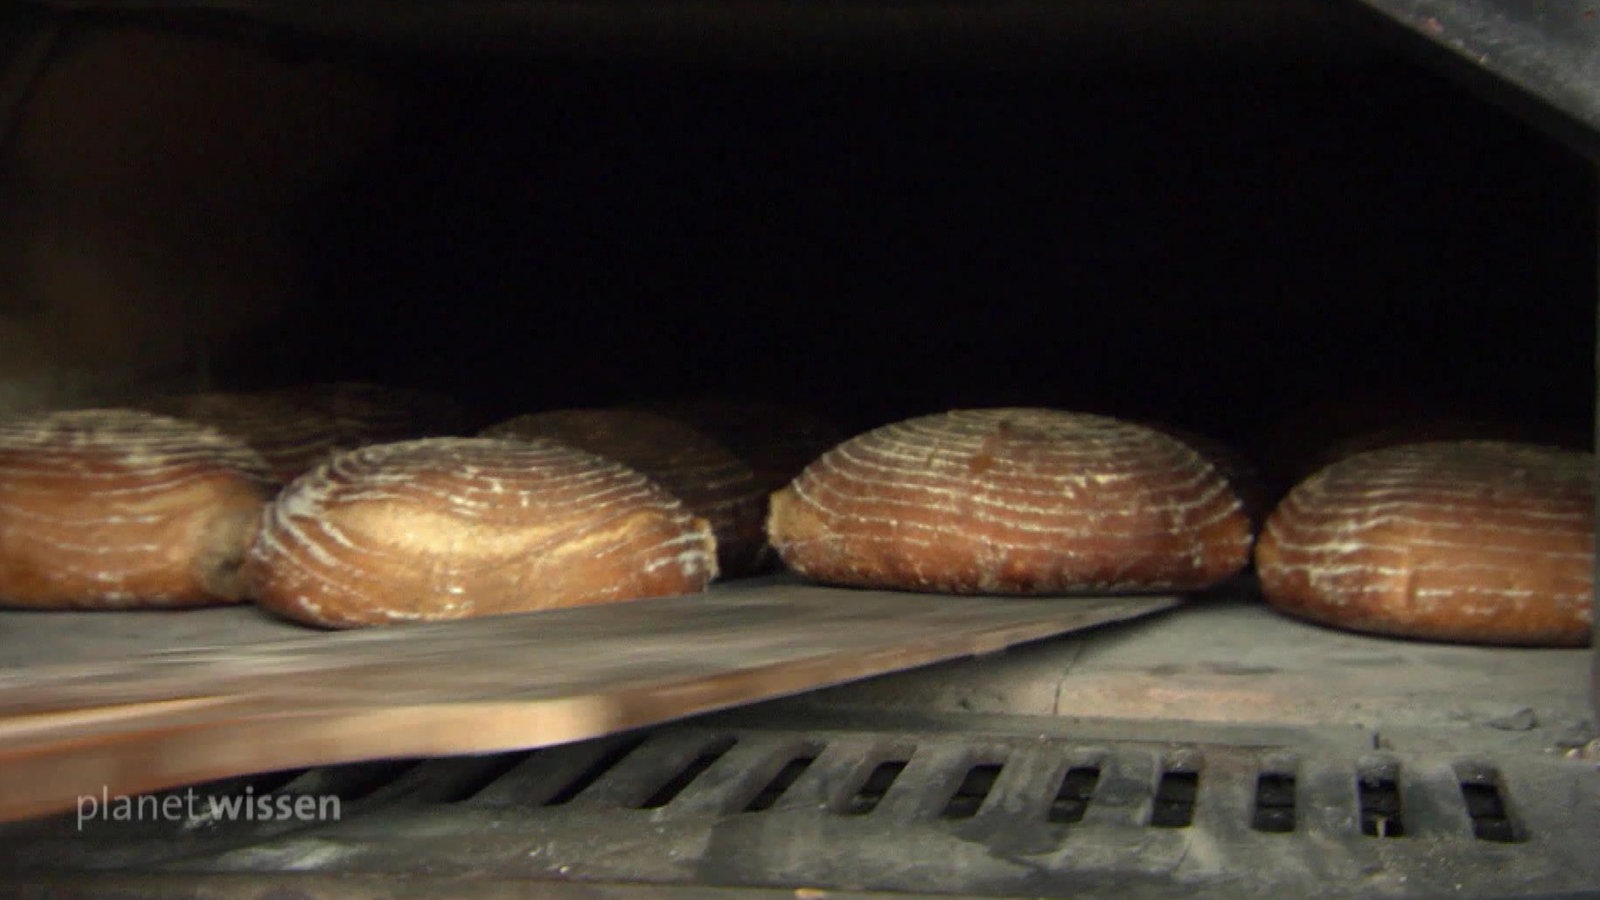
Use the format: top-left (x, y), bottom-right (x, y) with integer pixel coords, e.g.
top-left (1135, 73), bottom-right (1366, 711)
top-left (0, 1), bottom-right (1594, 897)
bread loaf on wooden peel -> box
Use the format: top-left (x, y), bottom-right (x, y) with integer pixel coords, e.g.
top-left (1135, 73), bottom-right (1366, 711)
top-left (767, 408), bottom-right (1252, 594)
top-left (244, 437), bottom-right (718, 628)
top-left (1255, 441), bottom-right (1594, 646)
top-left (483, 409), bottom-right (767, 576)
top-left (0, 408), bottom-right (275, 608)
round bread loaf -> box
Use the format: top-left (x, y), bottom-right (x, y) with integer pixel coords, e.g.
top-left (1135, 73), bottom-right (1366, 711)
top-left (636, 398), bottom-right (847, 574)
top-left (768, 408), bottom-right (1253, 594)
top-left (482, 410), bottom-right (768, 576)
top-left (244, 437), bottom-right (718, 628)
top-left (1257, 394), bottom-right (1453, 492)
top-left (1255, 441), bottom-right (1594, 646)
top-left (1302, 419), bottom-right (1589, 482)
top-left (1145, 423), bottom-right (1273, 531)
top-left (638, 398), bottom-right (846, 492)
top-left (0, 409), bottom-right (275, 608)
top-left (280, 381), bottom-right (471, 444)
top-left (137, 392), bottom-right (346, 482)
top-left (1255, 394), bottom-right (1583, 493)
top-left (140, 384), bottom-right (469, 483)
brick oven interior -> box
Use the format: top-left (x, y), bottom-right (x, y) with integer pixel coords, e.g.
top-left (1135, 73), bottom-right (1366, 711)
top-left (0, 1), bottom-right (1596, 897)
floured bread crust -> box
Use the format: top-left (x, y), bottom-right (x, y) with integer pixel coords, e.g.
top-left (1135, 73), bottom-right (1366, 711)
top-left (1256, 441), bottom-right (1594, 646)
top-left (139, 392), bottom-right (345, 483)
top-left (0, 408), bottom-right (275, 608)
top-left (244, 437), bottom-right (717, 628)
top-left (484, 410), bottom-right (767, 576)
top-left (140, 383), bottom-right (467, 483)
top-left (768, 408), bottom-right (1252, 594)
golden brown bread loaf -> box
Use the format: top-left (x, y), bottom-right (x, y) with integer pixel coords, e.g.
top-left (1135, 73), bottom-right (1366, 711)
top-left (279, 381), bottom-right (471, 444)
top-left (0, 409), bottom-right (275, 608)
top-left (244, 437), bottom-right (718, 628)
top-left (1256, 393), bottom-right (1585, 493)
top-left (1144, 424), bottom-right (1273, 531)
top-left (1255, 441), bottom-right (1594, 646)
top-left (136, 391), bottom-right (346, 483)
top-left (1302, 419), bottom-right (1589, 482)
top-left (139, 383), bottom-right (467, 482)
top-left (768, 408), bottom-right (1253, 594)
top-left (635, 398), bottom-right (847, 574)
top-left (638, 398), bottom-right (846, 492)
top-left (482, 410), bottom-right (768, 576)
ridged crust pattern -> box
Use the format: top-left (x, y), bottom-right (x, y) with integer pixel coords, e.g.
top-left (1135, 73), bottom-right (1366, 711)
top-left (768, 408), bottom-right (1253, 594)
top-left (1255, 441), bottom-right (1594, 646)
top-left (137, 392), bottom-right (345, 483)
top-left (281, 381), bottom-right (470, 444)
top-left (0, 408), bottom-right (275, 608)
top-left (244, 437), bottom-right (718, 628)
top-left (483, 410), bottom-right (767, 575)
top-left (140, 383), bottom-right (466, 483)
top-left (1146, 423), bottom-right (1273, 530)
top-left (639, 399), bottom-right (846, 492)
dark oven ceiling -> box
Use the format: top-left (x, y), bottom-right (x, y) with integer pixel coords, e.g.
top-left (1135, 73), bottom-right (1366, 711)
top-left (18, 0), bottom-right (1600, 157)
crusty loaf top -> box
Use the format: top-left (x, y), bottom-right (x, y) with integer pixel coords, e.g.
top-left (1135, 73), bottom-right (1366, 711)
top-left (0, 408), bottom-right (274, 485)
top-left (771, 408), bottom-right (1253, 593)
top-left (260, 436), bottom-right (716, 564)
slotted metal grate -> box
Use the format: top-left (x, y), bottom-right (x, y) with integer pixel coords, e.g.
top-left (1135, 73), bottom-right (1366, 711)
top-left (3, 723), bottom-right (1598, 898)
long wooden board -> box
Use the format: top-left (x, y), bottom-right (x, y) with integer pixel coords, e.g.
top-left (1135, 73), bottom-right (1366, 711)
top-left (0, 579), bottom-right (1178, 823)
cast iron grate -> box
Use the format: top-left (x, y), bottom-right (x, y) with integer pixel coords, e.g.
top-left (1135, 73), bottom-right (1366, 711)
top-left (742, 748), bottom-right (818, 812)
top-left (1357, 759), bottom-right (1406, 838)
top-left (2, 725), bottom-right (1595, 899)
top-left (1251, 771), bottom-right (1298, 833)
top-left (1455, 762), bottom-right (1523, 844)
top-left (1149, 762), bottom-right (1199, 828)
top-left (843, 758), bottom-right (908, 815)
top-left (1047, 764), bottom-right (1102, 824)
top-left (939, 762), bottom-right (1004, 820)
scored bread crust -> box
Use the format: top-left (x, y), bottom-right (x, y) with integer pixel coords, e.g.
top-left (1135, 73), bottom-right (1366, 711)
top-left (244, 437), bottom-right (718, 628)
top-left (483, 410), bottom-right (767, 576)
top-left (1144, 423), bottom-right (1273, 530)
top-left (632, 398), bottom-right (847, 574)
top-left (139, 384), bottom-right (467, 483)
top-left (279, 381), bottom-right (470, 444)
top-left (1255, 441), bottom-right (1594, 646)
top-left (0, 408), bottom-right (276, 608)
top-left (767, 408), bottom-right (1252, 594)
top-left (637, 398), bottom-right (846, 492)
top-left (137, 391), bottom-right (346, 483)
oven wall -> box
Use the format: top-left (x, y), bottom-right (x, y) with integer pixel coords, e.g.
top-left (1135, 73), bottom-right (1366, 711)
top-left (0, 20), bottom-right (395, 412)
top-left (0, 12), bottom-right (1591, 476)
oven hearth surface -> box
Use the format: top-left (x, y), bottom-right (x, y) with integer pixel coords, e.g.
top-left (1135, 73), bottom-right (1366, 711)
top-left (1, 579), bottom-right (1594, 899)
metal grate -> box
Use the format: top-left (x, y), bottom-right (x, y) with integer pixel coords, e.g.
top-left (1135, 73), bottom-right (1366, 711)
top-left (1149, 757), bottom-right (1200, 829)
top-left (1251, 771), bottom-right (1298, 833)
top-left (1047, 764), bottom-right (1102, 825)
top-left (742, 748), bottom-right (819, 813)
top-left (3, 725), bottom-right (1598, 898)
top-left (1357, 760), bottom-right (1406, 838)
top-left (636, 736), bottom-right (736, 809)
top-left (1455, 763), bottom-right (1524, 844)
top-left (939, 762), bottom-right (1004, 820)
top-left (843, 758), bottom-right (908, 815)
